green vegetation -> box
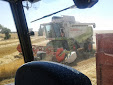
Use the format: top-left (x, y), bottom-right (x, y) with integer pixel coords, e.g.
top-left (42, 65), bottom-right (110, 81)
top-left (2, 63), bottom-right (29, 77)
top-left (0, 24), bottom-right (11, 39)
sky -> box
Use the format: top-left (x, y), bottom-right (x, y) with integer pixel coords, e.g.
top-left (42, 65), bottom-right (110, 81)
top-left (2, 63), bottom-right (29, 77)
top-left (0, 0), bottom-right (113, 32)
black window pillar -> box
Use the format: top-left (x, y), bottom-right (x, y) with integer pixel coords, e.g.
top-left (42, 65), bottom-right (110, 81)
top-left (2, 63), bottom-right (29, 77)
top-left (9, 0), bottom-right (34, 63)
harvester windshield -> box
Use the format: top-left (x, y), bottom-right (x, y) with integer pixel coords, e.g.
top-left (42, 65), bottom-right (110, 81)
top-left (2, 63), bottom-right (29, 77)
top-left (45, 24), bottom-right (55, 38)
top-left (40, 23), bottom-right (62, 38)
top-left (52, 23), bottom-right (62, 37)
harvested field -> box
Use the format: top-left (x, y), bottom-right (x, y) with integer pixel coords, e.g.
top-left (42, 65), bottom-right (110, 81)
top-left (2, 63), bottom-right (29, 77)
top-left (0, 78), bottom-right (14, 85)
top-left (0, 39), bottom-right (18, 46)
top-left (0, 33), bottom-right (49, 85)
top-left (0, 45), bottom-right (17, 58)
top-left (0, 57), bottom-right (96, 85)
top-left (0, 59), bottom-right (24, 81)
top-left (0, 35), bottom-right (48, 65)
top-left (73, 57), bottom-right (96, 85)
top-left (0, 30), bottom-right (113, 85)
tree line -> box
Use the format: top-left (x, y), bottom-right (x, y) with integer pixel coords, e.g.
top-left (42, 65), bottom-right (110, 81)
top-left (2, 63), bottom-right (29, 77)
top-left (0, 24), bottom-right (11, 39)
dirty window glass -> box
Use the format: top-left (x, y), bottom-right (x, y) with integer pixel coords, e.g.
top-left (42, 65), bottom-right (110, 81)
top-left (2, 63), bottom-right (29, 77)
top-left (23, 0), bottom-right (113, 85)
top-left (0, 1), bottom-right (24, 84)
top-left (1, 0), bottom-right (113, 85)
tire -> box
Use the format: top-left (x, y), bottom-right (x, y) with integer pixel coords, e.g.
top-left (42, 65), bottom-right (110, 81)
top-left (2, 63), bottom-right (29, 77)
top-left (73, 44), bottom-right (78, 51)
top-left (84, 42), bottom-right (93, 52)
top-left (73, 41), bottom-right (79, 51)
top-left (87, 43), bottom-right (93, 52)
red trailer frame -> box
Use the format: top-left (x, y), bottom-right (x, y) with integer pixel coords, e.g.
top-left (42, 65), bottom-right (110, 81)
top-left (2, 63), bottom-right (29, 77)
top-left (96, 33), bottom-right (113, 85)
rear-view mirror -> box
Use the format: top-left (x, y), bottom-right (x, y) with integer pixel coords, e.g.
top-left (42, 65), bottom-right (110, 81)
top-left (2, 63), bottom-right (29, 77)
top-left (73, 0), bottom-right (98, 9)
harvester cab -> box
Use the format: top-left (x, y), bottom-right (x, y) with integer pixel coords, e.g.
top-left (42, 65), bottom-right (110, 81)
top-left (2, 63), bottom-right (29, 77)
top-left (39, 15), bottom-right (95, 39)
top-left (38, 15), bottom-right (76, 38)
top-left (1, 0), bottom-right (99, 85)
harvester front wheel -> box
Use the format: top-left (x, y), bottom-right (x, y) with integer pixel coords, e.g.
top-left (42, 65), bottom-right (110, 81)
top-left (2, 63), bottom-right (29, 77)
top-left (84, 43), bottom-right (92, 52)
top-left (88, 43), bottom-right (93, 52)
top-left (73, 41), bottom-right (79, 51)
top-left (73, 44), bottom-right (77, 51)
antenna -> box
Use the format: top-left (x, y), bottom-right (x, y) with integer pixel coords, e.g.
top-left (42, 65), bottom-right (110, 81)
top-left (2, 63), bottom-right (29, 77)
top-left (31, 5), bottom-right (76, 23)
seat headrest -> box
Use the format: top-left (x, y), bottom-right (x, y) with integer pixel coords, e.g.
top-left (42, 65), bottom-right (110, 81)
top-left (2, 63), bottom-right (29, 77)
top-left (15, 61), bottom-right (92, 85)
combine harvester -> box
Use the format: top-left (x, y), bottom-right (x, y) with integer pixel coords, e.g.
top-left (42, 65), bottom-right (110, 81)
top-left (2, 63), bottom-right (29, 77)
top-left (17, 15), bottom-right (95, 63)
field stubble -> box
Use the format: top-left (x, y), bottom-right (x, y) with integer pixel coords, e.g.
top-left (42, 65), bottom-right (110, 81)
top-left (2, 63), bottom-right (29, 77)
top-left (0, 31), bottom-right (103, 85)
top-left (0, 34), bottom-right (49, 84)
